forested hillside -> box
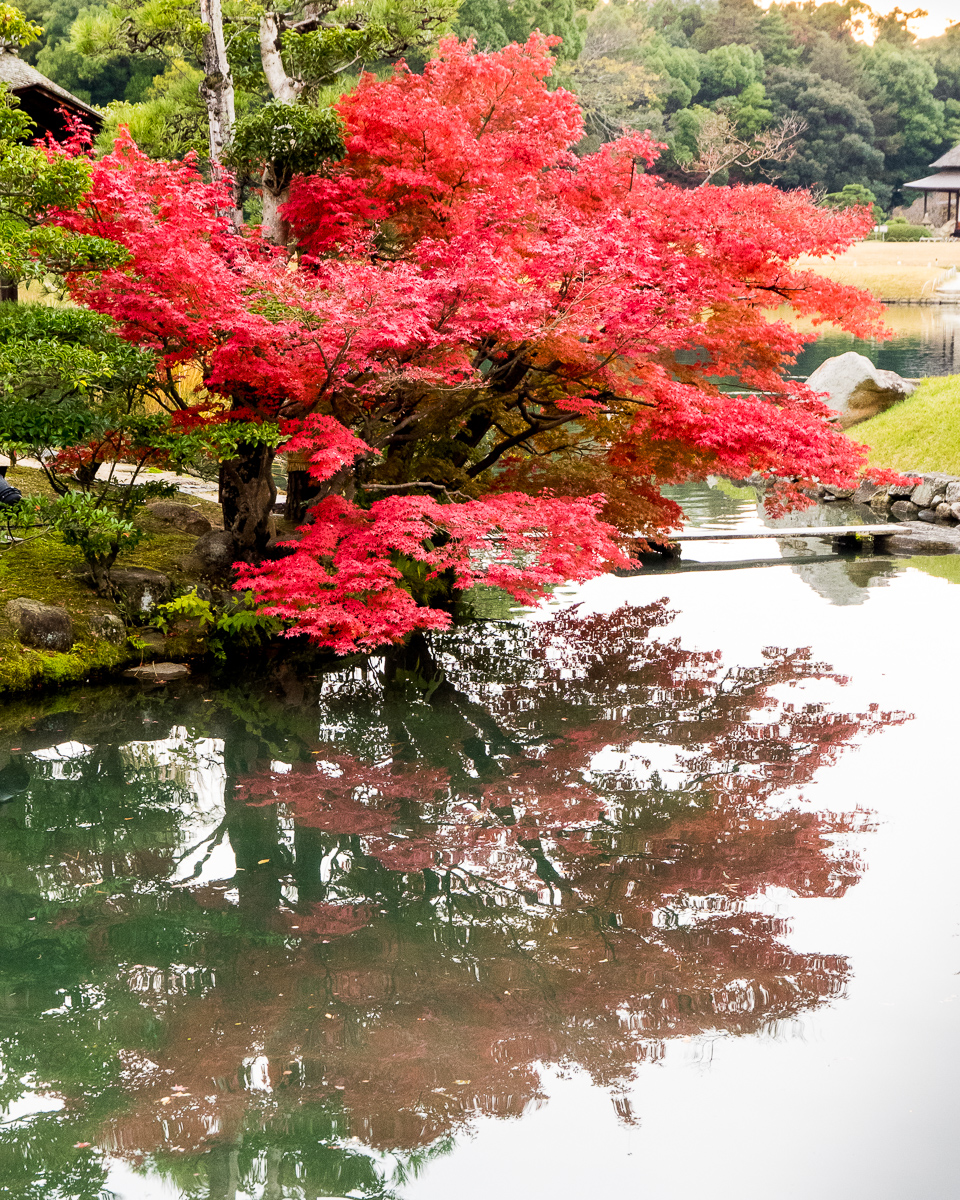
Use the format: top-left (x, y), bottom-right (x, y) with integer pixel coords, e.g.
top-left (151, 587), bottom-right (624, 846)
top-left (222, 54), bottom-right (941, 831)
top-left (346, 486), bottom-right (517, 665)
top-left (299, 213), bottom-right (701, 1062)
top-left (13, 0), bottom-right (960, 206)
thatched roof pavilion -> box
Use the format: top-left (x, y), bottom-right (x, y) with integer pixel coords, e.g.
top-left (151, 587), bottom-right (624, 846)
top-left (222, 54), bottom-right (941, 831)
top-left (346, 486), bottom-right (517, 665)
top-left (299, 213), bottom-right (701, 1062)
top-left (904, 143), bottom-right (960, 232)
top-left (0, 49), bottom-right (102, 141)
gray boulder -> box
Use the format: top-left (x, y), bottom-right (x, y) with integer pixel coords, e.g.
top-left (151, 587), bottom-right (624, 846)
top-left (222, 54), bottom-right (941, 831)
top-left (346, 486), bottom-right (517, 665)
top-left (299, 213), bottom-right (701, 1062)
top-left (806, 352), bottom-right (915, 427)
top-left (936, 502), bottom-right (958, 523)
top-left (910, 473), bottom-right (953, 509)
top-left (108, 569), bottom-right (172, 622)
top-left (4, 598), bottom-right (74, 652)
top-left (869, 490), bottom-right (893, 514)
top-left (852, 481), bottom-right (880, 504)
top-left (181, 530), bottom-right (237, 578)
top-left (945, 482), bottom-right (960, 505)
top-left (890, 500), bottom-right (919, 521)
top-left (145, 501), bottom-right (212, 536)
top-left (917, 509), bottom-right (937, 523)
top-left (88, 613), bottom-right (126, 645)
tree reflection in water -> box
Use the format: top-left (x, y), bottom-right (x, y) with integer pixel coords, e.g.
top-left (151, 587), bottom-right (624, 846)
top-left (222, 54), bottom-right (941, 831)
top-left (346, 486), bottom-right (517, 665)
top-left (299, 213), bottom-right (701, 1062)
top-left (0, 600), bottom-right (906, 1199)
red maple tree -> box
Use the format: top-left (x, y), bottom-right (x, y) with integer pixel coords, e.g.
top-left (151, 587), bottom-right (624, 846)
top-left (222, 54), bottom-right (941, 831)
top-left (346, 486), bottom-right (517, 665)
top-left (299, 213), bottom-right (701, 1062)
top-left (50, 35), bottom-right (889, 650)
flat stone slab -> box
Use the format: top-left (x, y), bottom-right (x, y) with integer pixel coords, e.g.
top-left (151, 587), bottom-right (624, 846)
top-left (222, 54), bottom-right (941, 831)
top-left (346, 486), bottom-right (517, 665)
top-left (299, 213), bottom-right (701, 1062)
top-left (673, 525), bottom-right (901, 541)
top-left (877, 521), bottom-right (960, 555)
top-left (124, 662), bottom-right (191, 683)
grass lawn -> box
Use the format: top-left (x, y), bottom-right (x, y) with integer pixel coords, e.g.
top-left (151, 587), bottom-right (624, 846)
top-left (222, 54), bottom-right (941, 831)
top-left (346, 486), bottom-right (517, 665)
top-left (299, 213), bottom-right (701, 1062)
top-left (853, 375), bottom-right (960, 473)
top-left (795, 241), bottom-right (960, 301)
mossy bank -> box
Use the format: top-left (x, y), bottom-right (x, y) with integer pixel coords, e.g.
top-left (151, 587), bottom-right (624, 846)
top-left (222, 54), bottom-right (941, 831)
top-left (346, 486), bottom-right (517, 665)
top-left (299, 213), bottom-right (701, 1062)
top-left (0, 465), bottom-right (223, 696)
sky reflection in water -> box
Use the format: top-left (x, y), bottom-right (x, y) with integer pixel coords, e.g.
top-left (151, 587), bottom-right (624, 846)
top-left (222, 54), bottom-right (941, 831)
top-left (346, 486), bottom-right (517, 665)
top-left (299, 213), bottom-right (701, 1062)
top-left (1, 485), bottom-right (960, 1199)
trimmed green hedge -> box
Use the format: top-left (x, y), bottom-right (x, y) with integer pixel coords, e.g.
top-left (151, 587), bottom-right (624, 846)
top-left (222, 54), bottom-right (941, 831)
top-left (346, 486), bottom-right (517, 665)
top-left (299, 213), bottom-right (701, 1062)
top-left (884, 224), bottom-right (928, 242)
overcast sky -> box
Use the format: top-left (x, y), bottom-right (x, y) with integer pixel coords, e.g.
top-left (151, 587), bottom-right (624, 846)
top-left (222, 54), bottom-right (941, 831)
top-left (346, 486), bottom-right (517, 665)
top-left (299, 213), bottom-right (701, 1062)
top-left (890, 1), bottom-right (957, 41)
top-left (755, 2), bottom-right (957, 42)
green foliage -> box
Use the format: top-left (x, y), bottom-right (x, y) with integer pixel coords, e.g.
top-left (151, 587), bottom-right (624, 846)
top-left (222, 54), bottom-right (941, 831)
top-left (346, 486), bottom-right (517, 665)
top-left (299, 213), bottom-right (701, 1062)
top-left (0, 305), bottom-right (156, 452)
top-left (153, 585), bottom-right (282, 659)
top-left (766, 66), bottom-right (884, 192)
top-left (860, 41), bottom-right (946, 183)
top-left (882, 222), bottom-right (927, 241)
top-left (29, 482), bottom-right (177, 590)
top-left (96, 59), bottom-right (208, 159)
top-left (824, 182), bottom-right (885, 223)
top-left (698, 42), bottom-right (763, 102)
top-left (0, 1), bottom-right (41, 49)
top-left (227, 99), bottom-right (344, 187)
top-left (455, 0), bottom-right (595, 60)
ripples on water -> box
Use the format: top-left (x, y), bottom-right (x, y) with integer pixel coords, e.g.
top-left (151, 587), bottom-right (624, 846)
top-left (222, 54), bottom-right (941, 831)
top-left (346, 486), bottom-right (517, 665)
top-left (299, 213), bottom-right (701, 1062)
top-left (1, 483), bottom-right (959, 1199)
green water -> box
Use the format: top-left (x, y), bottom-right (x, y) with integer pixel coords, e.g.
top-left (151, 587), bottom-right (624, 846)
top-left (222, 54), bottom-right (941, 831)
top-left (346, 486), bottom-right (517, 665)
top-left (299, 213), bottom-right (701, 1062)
top-left (1, 487), bottom-right (959, 1199)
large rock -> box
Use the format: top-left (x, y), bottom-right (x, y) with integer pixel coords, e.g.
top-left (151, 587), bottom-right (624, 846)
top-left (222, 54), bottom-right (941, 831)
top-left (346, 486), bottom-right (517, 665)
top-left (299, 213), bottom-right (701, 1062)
top-left (4, 598), bottom-right (74, 651)
top-left (145, 501), bottom-right (212, 536)
top-left (806, 352), bottom-right (915, 427)
top-left (181, 530), bottom-right (238, 579)
top-left (88, 612), bottom-right (126, 645)
top-left (108, 569), bottom-right (172, 622)
top-left (881, 521), bottom-right (960, 554)
top-left (890, 500), bottom-right (919, 521)
top-left (910, 473), bottom-right (952, 509)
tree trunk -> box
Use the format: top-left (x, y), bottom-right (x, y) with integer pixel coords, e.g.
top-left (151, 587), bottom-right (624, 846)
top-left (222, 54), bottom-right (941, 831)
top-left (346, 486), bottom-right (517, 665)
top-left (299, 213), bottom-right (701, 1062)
top-left (283, 468), bottom-right (322, 523)
top-left (0, 275), bottom-right (17, 303)
top-left (259, 13), bottom-right (301, 103)
top-left (198, 0), bottom-right (243, 226)
top-left (259, 172), bottom-right (290, 246)
top-left (219, 442), bottom-right (278, 561)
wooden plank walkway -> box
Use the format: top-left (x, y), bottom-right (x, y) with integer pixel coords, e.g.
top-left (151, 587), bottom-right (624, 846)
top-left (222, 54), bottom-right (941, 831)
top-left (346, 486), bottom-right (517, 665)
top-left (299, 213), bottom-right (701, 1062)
top-left (672, 525), bottom-right (900, 542)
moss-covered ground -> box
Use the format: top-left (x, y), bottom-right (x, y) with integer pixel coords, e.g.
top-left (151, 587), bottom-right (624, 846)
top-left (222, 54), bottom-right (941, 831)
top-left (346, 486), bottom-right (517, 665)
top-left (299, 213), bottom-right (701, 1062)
top-left (853, 375), bottom-right (960, 474)
top-left (0, 466), bottom-right (224, 696)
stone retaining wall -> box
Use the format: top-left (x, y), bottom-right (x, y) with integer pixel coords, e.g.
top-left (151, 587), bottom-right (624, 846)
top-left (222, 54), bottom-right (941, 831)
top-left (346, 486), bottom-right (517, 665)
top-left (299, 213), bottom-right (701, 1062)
top-left (815, 472), bottom-right (960, 555)
top-left (817, 473), bottom-right (960, 524)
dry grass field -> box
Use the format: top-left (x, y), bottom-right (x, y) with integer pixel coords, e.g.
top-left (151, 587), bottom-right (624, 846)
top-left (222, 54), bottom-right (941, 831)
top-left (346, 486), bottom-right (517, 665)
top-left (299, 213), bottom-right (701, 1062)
top-left (795, 241), bottom-right (960, 301)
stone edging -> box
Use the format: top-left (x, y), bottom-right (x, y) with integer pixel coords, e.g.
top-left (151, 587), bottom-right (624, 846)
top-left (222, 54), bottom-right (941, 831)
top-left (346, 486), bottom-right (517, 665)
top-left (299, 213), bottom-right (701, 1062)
top-left (818, 473), bottom-right (960, 523)
top-left (816, 472), bottom-right (960, 555)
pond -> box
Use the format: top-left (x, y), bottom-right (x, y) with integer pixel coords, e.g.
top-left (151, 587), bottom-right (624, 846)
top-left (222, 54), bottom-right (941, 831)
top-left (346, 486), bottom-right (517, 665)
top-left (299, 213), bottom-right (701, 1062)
top-left (1, 482), bottom-right (959, 1200)
top-left (791, 303), bottom-right (960, 379)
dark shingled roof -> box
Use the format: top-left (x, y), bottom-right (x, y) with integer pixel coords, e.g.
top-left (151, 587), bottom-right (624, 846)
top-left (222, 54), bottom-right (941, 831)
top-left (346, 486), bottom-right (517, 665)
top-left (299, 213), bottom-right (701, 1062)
top-left (931, 143), bottom-right (960, 170)
top-left (0, 49), bottom-right (102, 134)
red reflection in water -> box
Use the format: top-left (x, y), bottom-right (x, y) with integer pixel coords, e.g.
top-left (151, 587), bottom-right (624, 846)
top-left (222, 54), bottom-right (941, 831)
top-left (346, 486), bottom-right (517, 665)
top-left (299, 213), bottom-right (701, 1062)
top-left (93, 601), bottom-right (903, 1163)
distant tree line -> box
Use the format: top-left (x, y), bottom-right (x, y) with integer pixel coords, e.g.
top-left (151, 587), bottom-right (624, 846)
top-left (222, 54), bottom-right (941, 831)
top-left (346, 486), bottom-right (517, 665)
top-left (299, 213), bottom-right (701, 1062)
top-left (13, 0), bottom-right (960, 207)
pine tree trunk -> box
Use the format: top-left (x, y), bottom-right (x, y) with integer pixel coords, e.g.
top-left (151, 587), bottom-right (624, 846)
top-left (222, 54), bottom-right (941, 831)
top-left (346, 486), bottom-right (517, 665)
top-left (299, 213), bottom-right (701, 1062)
top-left (219, 442), bottom-right (278, 561)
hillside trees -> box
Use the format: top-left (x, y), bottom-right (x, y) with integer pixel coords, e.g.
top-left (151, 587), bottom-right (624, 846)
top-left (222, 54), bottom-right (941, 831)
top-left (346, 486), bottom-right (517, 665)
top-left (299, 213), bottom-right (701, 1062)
top-left (44, 35), bottom-right (892, 649)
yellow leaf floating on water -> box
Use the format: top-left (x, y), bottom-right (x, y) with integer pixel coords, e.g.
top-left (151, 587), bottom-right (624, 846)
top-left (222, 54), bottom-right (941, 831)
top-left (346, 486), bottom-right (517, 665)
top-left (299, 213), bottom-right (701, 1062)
top-left (454, 1080), bottom-right (471, 1085)
top-left (258, 859), bottom-right (270, 864)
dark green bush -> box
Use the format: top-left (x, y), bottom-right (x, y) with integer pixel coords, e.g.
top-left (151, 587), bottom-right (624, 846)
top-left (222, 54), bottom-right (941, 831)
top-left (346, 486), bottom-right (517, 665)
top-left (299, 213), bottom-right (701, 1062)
top-left (884, 224), bottom-right (928, 241)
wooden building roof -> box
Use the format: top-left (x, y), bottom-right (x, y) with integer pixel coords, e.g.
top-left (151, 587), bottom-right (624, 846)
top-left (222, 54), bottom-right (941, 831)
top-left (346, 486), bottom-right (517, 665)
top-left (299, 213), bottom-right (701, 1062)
top-left (0, 50), bottom-right (103, 141)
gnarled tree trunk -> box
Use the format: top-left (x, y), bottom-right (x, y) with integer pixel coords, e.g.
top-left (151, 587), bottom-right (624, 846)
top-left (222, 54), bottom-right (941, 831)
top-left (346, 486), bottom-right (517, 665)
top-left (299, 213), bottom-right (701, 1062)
top-left (219, 442), bottom-right (278, 561)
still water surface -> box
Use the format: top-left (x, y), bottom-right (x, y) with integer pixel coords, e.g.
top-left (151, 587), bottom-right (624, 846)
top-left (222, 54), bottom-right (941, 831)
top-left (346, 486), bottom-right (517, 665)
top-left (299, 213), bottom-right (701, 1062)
top-left (1, 483), bottom-right (959, 1200)
top-left (793, 303), bottom-right (960, 378)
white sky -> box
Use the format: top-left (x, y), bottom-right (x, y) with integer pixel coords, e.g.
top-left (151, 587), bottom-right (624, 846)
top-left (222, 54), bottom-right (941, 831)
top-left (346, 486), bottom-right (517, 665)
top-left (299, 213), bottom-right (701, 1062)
top-left (871, 1), bottom-right (958, 40)
top-left (755, 1), bottom-right (958, 42)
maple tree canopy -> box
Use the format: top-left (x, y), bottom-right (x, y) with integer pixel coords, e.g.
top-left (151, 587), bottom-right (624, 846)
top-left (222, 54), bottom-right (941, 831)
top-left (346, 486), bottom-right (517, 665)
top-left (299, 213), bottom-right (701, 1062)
top-left (50, 35), bottom-right (892, 652)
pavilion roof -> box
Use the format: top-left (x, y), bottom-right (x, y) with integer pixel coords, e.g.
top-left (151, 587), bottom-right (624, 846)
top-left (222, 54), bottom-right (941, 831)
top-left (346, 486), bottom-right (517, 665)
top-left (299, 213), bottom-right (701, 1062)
top-left (0, 49), bottom-right (102, 126)
top-left (903, 169), bottom-right (960, 192)
top-left (931, 143), bottom-right (960, 170)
